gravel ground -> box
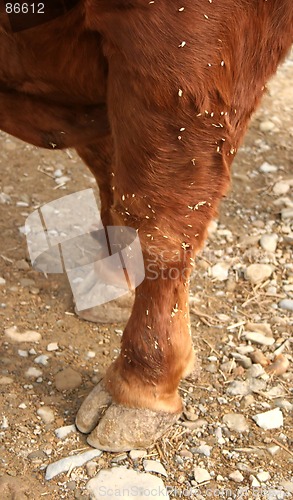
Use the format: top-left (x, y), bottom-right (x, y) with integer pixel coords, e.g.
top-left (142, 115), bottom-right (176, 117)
top-left (0, 53), bottom-right (292, 499)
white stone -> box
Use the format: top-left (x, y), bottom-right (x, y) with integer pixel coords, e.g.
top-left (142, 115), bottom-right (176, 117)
top-left (143, 460), bottom-right (168, 477)
top-left (193, 467), bottom-right (211, 484)
top-left (252, 408), bottom-right (283, 430)
top-left (259, 121), bottom-right (275, 133)
top-left (273, 181), bottom-right (290, 196)
top-left (251, 476), bottom-right (261, 488)
top-left (281, 207), bottom-right (293, 220)
top-left (267, 445), bottom-right (280, 456)
top-left (129, 450), bottom-right (147, 460)
top-left (47, 342), bottom-right (59, 352)
top-left (34, 355), bottom-right (49, 366)
top-left (259, 161), bottom-right (278, 173)
top-left (45, 449), bottom-right (102, 480)
top-left (211, 263), bottom-right (230, 281)
top-left (260, 234), bottom-right (278, 252)
top-left (54, 424), bottom-right (77, 439)
top-left (279, 299), bottom-right (293, 312)
top-left (18, 349), bottom-right (28, 357)
top-left (25, 367), bottom-right (43, 378)
top-left (229, 471), bottom-right (244, 483)
top-left (0, 277), bottom-right (6, 285)
top-left (5, 327), bottom-right (41, 343)
top-left (256, 471), bottom-right (270, 482)
top-left (37, 406), bottom-right (55, 424)
top-left (245, 264), bottom-right (274, 284)
top-left (87, 467), bottom-right (169, 499)
top-left (244, 331), bottom-right (275, 346)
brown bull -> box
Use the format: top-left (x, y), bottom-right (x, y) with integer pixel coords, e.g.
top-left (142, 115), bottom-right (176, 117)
top-left (0, 0), bottom-right (292, 451)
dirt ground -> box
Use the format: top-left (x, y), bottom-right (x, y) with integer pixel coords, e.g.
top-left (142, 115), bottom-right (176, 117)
top-left (0, 53), bottom-right (292, 499)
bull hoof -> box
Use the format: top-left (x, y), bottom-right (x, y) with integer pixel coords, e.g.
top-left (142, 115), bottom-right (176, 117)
top-left (75, 381), bottom-right (181, 452)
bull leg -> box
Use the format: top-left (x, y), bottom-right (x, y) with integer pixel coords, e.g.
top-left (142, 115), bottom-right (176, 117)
top-left (76, 125), bottom-right (231, 450)
top-left (76, 0), bottom-right (291, 450)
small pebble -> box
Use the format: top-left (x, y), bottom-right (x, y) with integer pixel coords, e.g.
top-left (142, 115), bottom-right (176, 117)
top-left (45, 450), bottom-right (102, 480)
top-left (47, 342), bottom-right (59, 351)
top-left (245, 264), bottom-right (274, 284)
top-left (25, 367), bottom-right (43, 379)
top-left (34, 355), bottom-right (49, 366)
top-left (259, 161), bottom-right (278, 172)
top-left (54, 367), bottom-right (82, 391)
top-left (37, 407), bottom-right (55, 424)
top-left (252, 408), bottom-right (283, 430)
top-left (223, 413), bottom-right (250, 433)
top-left (143, 460), bottom-right (168, 477)
top-left (257, 471), bottom-right (270, 482)
top-left (129, 450), bottom-right (147, 460)
top-left (229, 470), bottom-right (244, 483)
top-left (244, 331), bottom-right (275, 346)
top-left (260, 233), bottom-right (278, 252)
top-left (278, 299), bottom-right (293, 312)
top-left (5, 326), bottom-right (41, 343)
top-left (193, 466), bottom-right (211, 484)
top-left (55, 424), bottom-right (77, 439)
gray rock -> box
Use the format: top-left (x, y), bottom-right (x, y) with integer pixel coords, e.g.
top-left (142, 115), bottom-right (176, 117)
top-left (223, 413), bottom-right (249, 433)
top-left (34, 355), bottom-right (50, 366)
top-left (193, 466), bottom-right (211, 484)
top-left (143, 460), bottom-right (168, 477)
top-left (87, 467), bottom-right (169, 499)
top-left (252, 408), bottom-right (283, 430)
top-left (231, 352), bottom-right (252, 368)
top-left (278, 299), bottom-right (293, 312)
top-left (226, 381), bottom-right (251, 396)
top-left (244, 331), bottom-right (275, 346)
top-left (245, 364), bottom-right (266, 378)
top-left (192, 444), bottom-right (212, 457)
top-left (45, 449), bottom-right (102, 480)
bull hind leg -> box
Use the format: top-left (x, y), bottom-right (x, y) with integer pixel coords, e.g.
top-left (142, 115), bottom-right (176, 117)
top-left (76, 0), bottom-right (292, 451)
top-left (75, 76), bottom-right (232, 451)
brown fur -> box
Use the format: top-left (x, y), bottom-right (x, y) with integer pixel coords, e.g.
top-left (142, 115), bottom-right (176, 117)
top-left (0, 1), bottom-right (292, 413)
